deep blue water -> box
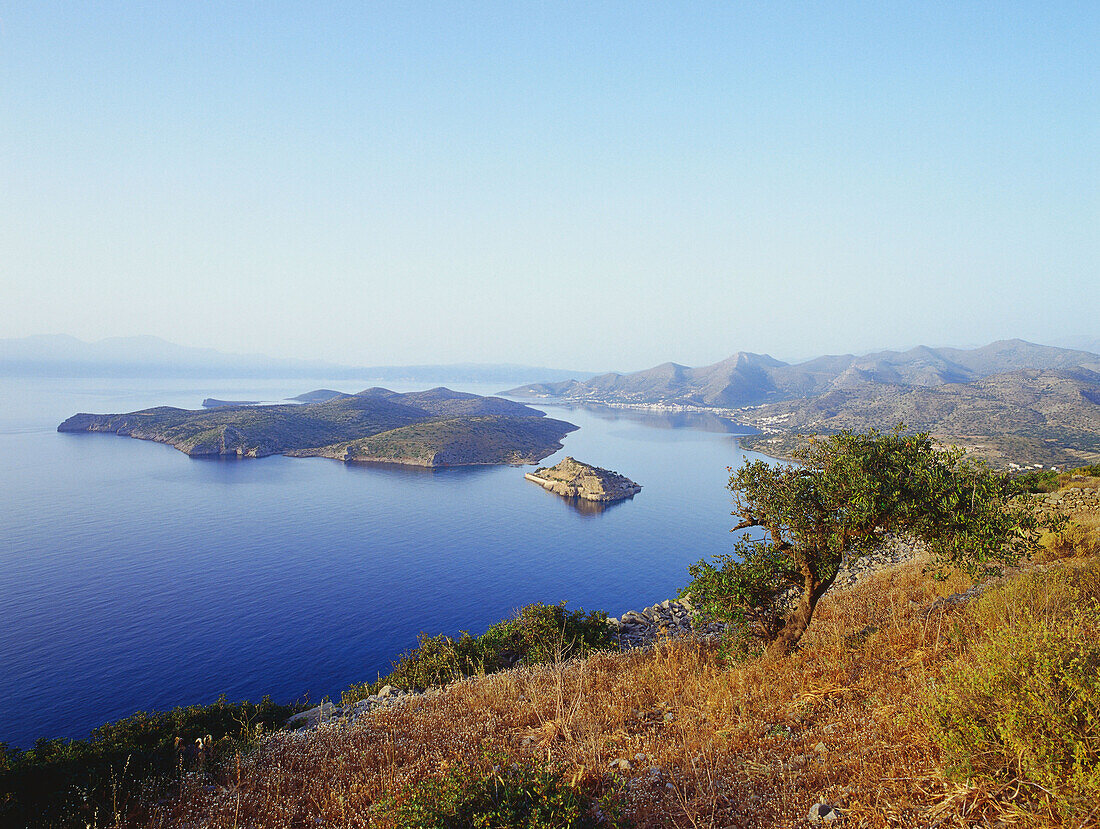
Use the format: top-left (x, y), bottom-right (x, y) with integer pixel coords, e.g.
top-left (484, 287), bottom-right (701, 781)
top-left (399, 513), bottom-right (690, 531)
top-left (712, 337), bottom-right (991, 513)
top-left (0, 377), bottom-right (764, 748)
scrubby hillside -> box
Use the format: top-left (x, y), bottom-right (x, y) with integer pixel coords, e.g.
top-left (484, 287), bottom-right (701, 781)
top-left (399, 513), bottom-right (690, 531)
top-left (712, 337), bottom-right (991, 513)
top-left (121, 476), bottom-right (1100, 828)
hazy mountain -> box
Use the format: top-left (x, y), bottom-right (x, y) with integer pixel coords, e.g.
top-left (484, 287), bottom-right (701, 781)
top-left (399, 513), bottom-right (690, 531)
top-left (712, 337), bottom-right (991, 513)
top-left (1051, 335), bottom-right (1100, 356)
top-left (507, 339), bottom-right (1100, 409)
top-left (0, 335), bottom-right (595, 384)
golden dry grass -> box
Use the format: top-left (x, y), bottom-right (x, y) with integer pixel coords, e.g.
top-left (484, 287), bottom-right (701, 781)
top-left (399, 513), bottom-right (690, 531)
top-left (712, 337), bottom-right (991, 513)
top-left (139, 499), bottom-right (1100, 829)
top-left (140, 557), bottom-right (992, 829)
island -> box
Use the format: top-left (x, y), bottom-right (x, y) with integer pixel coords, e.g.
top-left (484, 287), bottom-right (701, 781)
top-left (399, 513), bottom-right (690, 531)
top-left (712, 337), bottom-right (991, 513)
top-left (58, 387), bottom-right (578, 468)
top-left (202, 398), bottom-right (260, 408)
top-left (525, 456), bottom-right (641, 502)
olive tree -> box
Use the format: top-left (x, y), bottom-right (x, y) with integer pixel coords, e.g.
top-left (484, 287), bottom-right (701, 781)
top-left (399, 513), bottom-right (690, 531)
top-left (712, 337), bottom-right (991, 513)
top-left (684, 428), bottom-right (1044, 656)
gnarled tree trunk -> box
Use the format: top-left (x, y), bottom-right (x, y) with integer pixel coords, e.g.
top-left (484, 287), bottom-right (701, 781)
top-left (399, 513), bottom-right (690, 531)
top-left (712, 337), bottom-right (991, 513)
top-left (767, 560), bottom-right (836, 657)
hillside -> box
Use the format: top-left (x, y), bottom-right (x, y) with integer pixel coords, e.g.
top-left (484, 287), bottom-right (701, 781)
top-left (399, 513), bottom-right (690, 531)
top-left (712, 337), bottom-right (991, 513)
top-left (738, 368), bottom-right (1100, 467)
top-left (507, 340), bottom-right (1100, 467)
top-left (99, 506), bottom-right (1100, 828)
top-left (293, 416), bottom-right (578, 467)
top-left (507, 340), bottom-right (1100, 408)
top-left (58, 388), bottom-right (577, 467)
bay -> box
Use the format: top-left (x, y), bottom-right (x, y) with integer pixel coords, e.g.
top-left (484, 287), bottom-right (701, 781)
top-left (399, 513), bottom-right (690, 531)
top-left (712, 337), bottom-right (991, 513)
top-left (0, 376), bottom-right (763, 748)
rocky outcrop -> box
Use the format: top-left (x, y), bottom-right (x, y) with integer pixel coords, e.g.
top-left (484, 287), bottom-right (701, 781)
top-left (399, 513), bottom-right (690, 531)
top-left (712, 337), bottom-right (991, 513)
top-left (525, 457), bottom-right (641, 502)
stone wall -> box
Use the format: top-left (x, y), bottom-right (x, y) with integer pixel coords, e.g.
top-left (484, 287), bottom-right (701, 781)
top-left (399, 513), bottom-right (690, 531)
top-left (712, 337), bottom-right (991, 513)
top-left (1044, 486), bottom-right (1100, 516)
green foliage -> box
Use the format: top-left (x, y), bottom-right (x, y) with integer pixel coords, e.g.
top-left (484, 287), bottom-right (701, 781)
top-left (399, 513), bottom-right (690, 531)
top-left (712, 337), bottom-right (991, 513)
top-left (343, 603), bottom-right (612, 703)
top-left (0, 695), bottom-right (300, 829)
top-left (685, 428), bottom-right (1046, 651)
top-left (390, 754), bottom-right (624, 829)
top-left (928, 564), bottom-right (1100, 822)
top-left (1013, 468), bottom-right (1061, 493)
top-left (1074, 462), bottom-right (1100, 478)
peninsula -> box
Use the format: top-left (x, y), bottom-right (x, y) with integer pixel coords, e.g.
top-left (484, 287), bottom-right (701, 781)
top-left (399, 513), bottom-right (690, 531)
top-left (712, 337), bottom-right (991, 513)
top-left (525, 456), bottom-right (641, 502)
top-left (58, 387), bottom-right (578, 468)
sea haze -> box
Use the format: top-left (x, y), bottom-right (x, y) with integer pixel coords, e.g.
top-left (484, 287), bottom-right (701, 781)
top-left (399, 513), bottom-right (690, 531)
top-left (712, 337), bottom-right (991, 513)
top-left (0, 377), bottom-right (767, 748)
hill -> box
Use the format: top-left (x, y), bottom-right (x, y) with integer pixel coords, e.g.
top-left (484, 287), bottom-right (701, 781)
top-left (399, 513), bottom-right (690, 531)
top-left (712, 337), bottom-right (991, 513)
top-left (507, 340), bottom-right (1100, 467)
top-left (57, 388), bottom-right (577, 467)
top-left (507, 339), bottom-right (1100, 408)
top-left (738, 367), bottom-right (1100, 467)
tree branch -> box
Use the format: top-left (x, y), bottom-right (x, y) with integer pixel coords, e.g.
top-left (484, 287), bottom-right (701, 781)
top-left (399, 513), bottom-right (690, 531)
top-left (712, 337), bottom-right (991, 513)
top-left (731, 518), bottom-right (762, 532)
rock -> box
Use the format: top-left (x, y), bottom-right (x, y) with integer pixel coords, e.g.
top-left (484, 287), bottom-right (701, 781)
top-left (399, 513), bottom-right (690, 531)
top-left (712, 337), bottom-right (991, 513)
top-left (378, 684), bottom-right (395, 697)
top-left (525, 457), bottom-right (641, 502)
top-left (808, 802), bottom-right (841, 822)
top-left (286, 702), bottom-right (337, 728)
top-left (609, 758), bottom-right (632, 771)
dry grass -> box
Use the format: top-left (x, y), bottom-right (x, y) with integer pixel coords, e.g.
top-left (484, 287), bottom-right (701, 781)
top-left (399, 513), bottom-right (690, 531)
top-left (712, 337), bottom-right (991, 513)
top-left (1038, 513), bottom-right (1100, 561)
top-left (140, 557), bottom-right (989, 829)
top-left (139, 501), bottom-right (1100, 829)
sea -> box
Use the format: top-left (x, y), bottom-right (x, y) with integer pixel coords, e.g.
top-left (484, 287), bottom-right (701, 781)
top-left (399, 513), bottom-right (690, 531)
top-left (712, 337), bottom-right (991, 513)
top-left (0, 375), bottom-right (767, 748)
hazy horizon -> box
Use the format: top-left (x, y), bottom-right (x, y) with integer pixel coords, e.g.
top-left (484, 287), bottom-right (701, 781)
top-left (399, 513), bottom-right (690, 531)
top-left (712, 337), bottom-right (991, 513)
top-left (2, 4), bottom-right (1097, 369)
top-left (4, 331), bottom-right (1099, 378)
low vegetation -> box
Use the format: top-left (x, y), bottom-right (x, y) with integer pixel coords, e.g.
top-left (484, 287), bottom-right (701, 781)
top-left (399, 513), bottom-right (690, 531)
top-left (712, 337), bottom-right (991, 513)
top-left (389, 752), bottom-right (624, 828)
top-left (343, 602), bottom-right (613, 703)
top-left (1014, 463), bottom-right (1100, 493)
top-left (927, 561), bottom-right (1100, 825)
top-left (0, 696), bottom-right (301, 828)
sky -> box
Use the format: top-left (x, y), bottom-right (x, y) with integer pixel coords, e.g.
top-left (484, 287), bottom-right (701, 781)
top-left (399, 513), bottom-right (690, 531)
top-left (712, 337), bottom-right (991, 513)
top-left (1, 2), bottom-right (1097, 372)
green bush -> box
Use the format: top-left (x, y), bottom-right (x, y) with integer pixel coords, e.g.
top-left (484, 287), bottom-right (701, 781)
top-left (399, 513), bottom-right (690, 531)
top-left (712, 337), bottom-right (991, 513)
top-left (390, 754), bottom-right (624, 828)
top-left (1012, 468), bottom-right (1061, 493)
top-left (0, 695), bottom-right (301, 829)
top-left (1074, 463), bottom-right (1100, 478)
top-left (344, 603), bottom-right (613, 703)
top-left (927, 566), bottom-right (1100, 822)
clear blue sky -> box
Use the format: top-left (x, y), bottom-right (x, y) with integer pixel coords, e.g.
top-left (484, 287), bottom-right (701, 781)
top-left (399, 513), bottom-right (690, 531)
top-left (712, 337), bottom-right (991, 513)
top-left (1, 2), bottom-right (1097, 370)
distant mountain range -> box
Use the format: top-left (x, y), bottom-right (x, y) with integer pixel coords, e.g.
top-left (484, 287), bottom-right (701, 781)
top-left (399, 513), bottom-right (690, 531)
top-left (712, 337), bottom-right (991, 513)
top-left (507, 340), bottom-right (1100, 408)
top-left (0, 335), bottom-right (595, 384)
top-left (506, 339), bottom-right (1100, 468)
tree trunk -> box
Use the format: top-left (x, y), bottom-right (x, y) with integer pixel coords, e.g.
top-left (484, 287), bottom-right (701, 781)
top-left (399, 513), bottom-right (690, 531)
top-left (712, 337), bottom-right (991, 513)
top-left (767, 564), bottom-right (836, 657)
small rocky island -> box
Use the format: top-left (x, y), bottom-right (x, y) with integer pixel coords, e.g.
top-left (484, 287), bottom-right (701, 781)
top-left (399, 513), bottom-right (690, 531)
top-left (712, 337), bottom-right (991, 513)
top-left (59, 387), bottom-right (578, 468)
top-left (525, 456), bottom-right (641, 502)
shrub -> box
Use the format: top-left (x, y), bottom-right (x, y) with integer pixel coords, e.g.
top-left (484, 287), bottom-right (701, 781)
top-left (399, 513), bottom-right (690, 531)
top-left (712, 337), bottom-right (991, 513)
top-left (343, 603), bottom-right (612, 703)
top-left (0, 695), bottom-right (301, 829)
top-left (1013, 469), bottom-right (1061, 493)
top-left (927, 564), bottom-right (1100, 822)
top-left (390, 754), bottom-right (623, 828)
top-left (1038, 516), bottom-right (1100, 561)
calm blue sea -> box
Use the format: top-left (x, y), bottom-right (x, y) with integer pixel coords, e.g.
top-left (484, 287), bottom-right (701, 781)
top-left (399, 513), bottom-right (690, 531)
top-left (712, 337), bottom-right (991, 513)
top-left (0, 376), bottom-right (763, 748)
